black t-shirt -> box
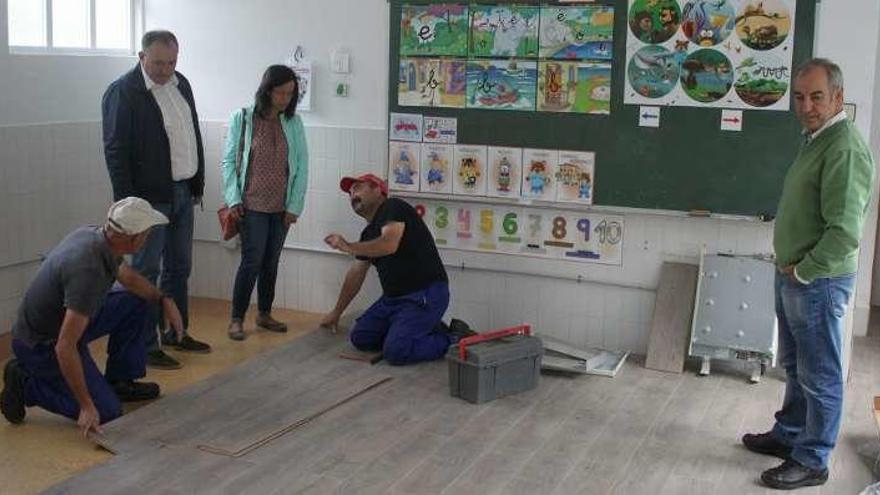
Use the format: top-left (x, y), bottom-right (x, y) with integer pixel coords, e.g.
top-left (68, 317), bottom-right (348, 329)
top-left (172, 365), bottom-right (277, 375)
top-left (358, 198), bottom-right (447, 297)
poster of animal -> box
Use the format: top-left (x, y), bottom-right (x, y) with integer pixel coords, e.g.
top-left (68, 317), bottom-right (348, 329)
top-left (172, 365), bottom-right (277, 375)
top-left (486, 146), bottom-right (522, 198)
top-left (420, 143), bottom-right (454, 194)
top-left (538, 61), bottom-right (612, 114)
top-left (521, 148), bottom-right (558, 201)
top-left (422, 116), bottom-right (457, 143)
top-left (387, 141), bottom-right (421, 192)
top-left (624, 0), bottom-right (796, 111)
top-left (398, 58), bottom-right (466, 108)
top-left (400, 4), bottom-right (469, 57)
top-left (539, 5), bottom-right (615, 60)
top-left (470, 5), bottom-right (539, 58)
top-left (452, 144), bottom-right (488, 196)
top-left (466, 59), bottom-right (538, 111)
top-left (555, 150), bottom-right (596, 204)
top-left (389, 113), bottom-right (423, 142)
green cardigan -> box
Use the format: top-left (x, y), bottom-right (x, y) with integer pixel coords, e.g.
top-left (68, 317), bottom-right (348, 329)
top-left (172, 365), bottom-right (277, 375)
top-left (221, 106), bottom-right (309, 216)
top-left (773, 119), bottom-right (875, 283)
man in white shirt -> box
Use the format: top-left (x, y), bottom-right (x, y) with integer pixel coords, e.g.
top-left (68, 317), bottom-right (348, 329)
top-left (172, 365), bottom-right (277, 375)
top-left (102, 30), bottom-right (211, 369)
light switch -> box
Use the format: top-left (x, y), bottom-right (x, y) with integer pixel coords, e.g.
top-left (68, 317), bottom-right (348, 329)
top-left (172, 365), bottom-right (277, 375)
top-left (331, 50), bottom-right (350, 74)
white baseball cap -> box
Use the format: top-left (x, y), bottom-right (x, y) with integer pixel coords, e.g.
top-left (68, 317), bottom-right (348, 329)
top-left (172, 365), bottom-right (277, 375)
top-left (106, 197), bottom-right (169, 235)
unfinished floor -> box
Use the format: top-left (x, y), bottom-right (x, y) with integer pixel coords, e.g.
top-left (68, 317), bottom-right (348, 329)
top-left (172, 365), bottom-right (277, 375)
top-left (2, 299), bottom-right (880, 494)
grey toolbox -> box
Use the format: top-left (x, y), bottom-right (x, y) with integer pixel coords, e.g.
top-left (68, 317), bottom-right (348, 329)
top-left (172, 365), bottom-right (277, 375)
top-left (446, 324), bottom-right (543, 404)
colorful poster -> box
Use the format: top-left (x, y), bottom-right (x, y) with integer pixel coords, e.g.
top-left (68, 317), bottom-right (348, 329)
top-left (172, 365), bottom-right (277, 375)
top-left (475, 207), bottom-right (498, 251)
top-left (538, 61), bottom-right (611, 114)
top-left (400, 4), bottom-right (469, 57)
top-left (420, 143), bottom-right (453, 194)
top-left (452, 145), bottom-right (488, 196)
top-left (556, 150), bottom-right (596, 204)
top-left (470, 5), bottom-right (540, 58)
top-left (486, 146), bottom-right (522, 198)
top-left (521, 149), bottom-right (558, 201)
top-left (494, 207), bottom-right (524, 253)
top-left (388, 141), bottom-right (420, 192)
top-left (562, 213), bottom-right (624, 263)
top-left (624, 0), bottom-right (796, 111)
top-left (466, 59), bottom-right (537, 111)
top-left (425, 202), bottom-right (454, 247)
top-left (423, 116), bottom-right (457, 143)
top-left (398, 58), bottom-right (466, 108)
top-left (454, 205), bottom-right (477, 250)
top-left (389, 113), bottom-right (423, 142)
top-left (539, 5), bottom-right (614, 60)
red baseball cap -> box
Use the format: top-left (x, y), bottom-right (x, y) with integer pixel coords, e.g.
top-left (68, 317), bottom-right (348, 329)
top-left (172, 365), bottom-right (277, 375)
top-left (340, 173), bottom-right (388, 196)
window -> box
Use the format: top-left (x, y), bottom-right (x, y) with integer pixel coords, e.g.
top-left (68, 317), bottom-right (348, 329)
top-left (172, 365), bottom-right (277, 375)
top-left (8, 0), bottom-right (143, 55)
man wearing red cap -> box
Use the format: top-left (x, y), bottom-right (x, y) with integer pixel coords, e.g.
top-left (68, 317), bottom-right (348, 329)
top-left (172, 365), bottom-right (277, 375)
top-left (322, 174), bottom-right (470, 365)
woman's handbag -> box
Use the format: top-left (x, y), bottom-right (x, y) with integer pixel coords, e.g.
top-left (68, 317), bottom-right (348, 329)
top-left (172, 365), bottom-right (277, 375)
top-left (217, 108), bottom-right (247, 240)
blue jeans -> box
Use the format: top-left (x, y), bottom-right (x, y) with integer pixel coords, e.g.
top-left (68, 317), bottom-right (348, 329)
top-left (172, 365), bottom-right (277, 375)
top-left (231, 210), bottom-right (289, 320)
top-left (771, 271), bottom-right (855, 469)
top-left (350, 281), bottom-right (451, 365)
top-left (131, 181), bottom-right (194, 350)
top-left (12, 289), bottom-right (153, 423)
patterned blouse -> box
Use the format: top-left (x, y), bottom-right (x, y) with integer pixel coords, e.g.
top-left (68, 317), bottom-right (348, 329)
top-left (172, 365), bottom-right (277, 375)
top-left (244, 115), bottom-right (289, 213)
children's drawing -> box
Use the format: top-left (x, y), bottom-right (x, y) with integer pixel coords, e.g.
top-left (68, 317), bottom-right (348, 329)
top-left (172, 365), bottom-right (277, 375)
top-left (681, 0), bottom-right (736, 47)
top-left (487, 146), bottom-right (522, 198)
top-left (680, 48), bottom-right (733, 103)
top-left (420, 143), bottom-right (453, 194)
top-left (400, 4), bottom-right (469, 57)
top-left (387, 141), bottom-right (420, 192)
top-left (466, 60), bottom-right (537, 111)
top-left (540, 6), bottom-right (614, 60)
top-left (555, 150), bottom-right (595, 205)
top-left (470, 5), bottom-right (539, 58)
top-left (452, 145), bottom-right (488, 196)
top-left (538, 61), bottom-right (611, 114)
top-left (521, 149), bottom-right (558, 201)
top-left (627, 45), bottom-right (681, 99)
top-left (734, 53), bottom-right (789, 108)
top-left (422, 116), bottom-right (457, 144)
top-left (628, 0), bottom-right (680, 45)
top-left (398, 58), bottom-right (466, 108)
top-left (389, 113), bottom-right (423, 142)
top-left (735, 0), bottom-right (791, 51)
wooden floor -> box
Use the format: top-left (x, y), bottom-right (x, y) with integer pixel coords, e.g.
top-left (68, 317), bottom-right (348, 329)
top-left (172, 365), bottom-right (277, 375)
top-left (2, 300), bottom-right (880, 494)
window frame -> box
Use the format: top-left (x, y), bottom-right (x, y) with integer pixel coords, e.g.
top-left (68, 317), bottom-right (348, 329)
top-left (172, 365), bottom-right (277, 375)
top-left (8, 0), bottom-right (144, 57)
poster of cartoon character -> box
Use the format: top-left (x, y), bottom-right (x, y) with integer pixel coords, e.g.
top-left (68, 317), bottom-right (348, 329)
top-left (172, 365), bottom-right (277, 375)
top-left (420, 143), bottom-right (453, 194)
top-left (389, 112), bottom-right (423, 142)
top-left (521, 148), bottom-right (558, 201)
top-left (486, 146), bottom-right (522, 198)
top-left (452, 144), bottom-right (488, 196)
top-left (387, 141), bottom-right (420, 192)
top-left (555, 150), bottom-right (596, 204)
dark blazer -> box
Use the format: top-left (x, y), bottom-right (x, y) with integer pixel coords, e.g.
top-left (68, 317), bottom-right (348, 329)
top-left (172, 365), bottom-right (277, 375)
top-left (102, 64), bottom-right (205, 204)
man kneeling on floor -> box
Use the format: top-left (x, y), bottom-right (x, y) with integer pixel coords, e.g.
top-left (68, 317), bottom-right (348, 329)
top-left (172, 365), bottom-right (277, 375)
top-left (1, 197), bottom-right (186, 436)
top-left (321, 174), bottom-right (473, 365)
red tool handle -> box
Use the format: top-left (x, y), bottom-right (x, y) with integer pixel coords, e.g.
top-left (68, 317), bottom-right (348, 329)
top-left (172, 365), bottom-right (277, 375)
top-left (458, 324), bottom-right (531, 361)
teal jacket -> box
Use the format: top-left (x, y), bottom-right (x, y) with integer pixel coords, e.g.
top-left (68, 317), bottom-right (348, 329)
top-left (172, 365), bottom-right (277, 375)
top-left (221, 106), bottom-right (309, 216)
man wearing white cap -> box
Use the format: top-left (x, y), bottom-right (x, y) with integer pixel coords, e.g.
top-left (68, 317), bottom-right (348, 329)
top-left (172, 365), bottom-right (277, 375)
top-left (1, 198), bottom-right (186, 437)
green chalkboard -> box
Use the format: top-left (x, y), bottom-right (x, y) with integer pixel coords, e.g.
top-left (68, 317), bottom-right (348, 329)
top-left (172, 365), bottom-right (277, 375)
top-left (388, 0), bottom-right (815, 216)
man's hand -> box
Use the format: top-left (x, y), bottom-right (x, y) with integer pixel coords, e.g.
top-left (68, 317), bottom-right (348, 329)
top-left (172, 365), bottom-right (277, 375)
top-left (324, 233), bottom-right (351, 253)
top-left (228, 204), bottom-right (244, 223)
top-left (284, 212), bottom-right (298, 228)
top-left (781, 265), bottom-right (802, 284)
top-left (162, 297), bottom-right (185, 339)
top-left (319, 311), bottom-right (341, 332)
top-left (78, 403), bottom-right (102, 437)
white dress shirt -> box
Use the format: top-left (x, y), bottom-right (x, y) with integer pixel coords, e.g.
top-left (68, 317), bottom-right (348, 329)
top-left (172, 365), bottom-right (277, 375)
top-left (141, 65), bottom-right (199, 181)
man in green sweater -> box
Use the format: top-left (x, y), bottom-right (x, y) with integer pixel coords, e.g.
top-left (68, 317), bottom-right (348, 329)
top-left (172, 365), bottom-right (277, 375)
top-left (742, 58), bottom-right (875, 490)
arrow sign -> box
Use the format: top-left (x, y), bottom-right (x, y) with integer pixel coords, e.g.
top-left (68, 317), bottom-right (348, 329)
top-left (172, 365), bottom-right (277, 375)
top-left (721, 110), bottom-right (743, 131)
top-left (639, 106), bottom-right (660, 128)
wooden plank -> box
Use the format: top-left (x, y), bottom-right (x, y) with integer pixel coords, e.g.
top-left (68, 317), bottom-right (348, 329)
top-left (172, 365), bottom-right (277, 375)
top-left (645, 262), bottom-right (699, 373)
top-left (339, 346), bottom-right (383, 364)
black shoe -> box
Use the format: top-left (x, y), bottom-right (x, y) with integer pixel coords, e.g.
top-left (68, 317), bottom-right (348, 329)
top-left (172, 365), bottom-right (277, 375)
top-left (448, 318), bottom-right (478, 340)
top-left (172, 335), bottom-right (212, 354)
top-left (742, 431), bottom-right (792, 459)
top-left (111, 380), bottom-right (160, 402)
top-left (147, 349), bottom-right (182, 370)
top-left (1, 359), bottom-right (27, 424)
top-left (761, 459), bottom-right (828, 490)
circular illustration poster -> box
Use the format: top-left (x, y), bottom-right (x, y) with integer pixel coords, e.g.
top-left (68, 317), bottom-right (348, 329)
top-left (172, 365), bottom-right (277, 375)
top-left (680, 49), bottom-right (733, 103)
top-left (628, 0), bottom-right (681, 45)
top-left (734, 53), bottom-right (790, 107)
top-left (628, 45), bottom-right (681, 98)
top-left (681, 0), bottom-right (736, 47)
top-left (735, 0), bottom-right (791, 51)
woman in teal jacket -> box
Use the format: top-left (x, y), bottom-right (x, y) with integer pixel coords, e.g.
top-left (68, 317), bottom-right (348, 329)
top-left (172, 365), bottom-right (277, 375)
top-left (221, 65), bottom-right (308, 340)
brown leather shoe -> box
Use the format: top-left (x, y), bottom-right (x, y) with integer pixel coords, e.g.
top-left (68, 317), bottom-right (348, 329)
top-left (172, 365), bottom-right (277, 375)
top-left (228, 320), bottom-right (247, 341)
top-left (256, 313), bottom-right (287, 333)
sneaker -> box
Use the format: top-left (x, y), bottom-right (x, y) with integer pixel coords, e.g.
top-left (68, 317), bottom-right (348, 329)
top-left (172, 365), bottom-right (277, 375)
top-left (111, 380), bottom-right (160, 402)
top-left (761, 459), bottom-right (828, 490)
top-left (147, 349), bottom-right (182, 370)
top-left (228, 320), bottom-right (247, 341)
top-left (256, 313), bottom-right (287, 333)
top-left (172, 335), bottom-right (212, 353)
top-left (742, 431), bottom-right (792, 459)
top-left (1, 359), bottom-right (27, 424)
